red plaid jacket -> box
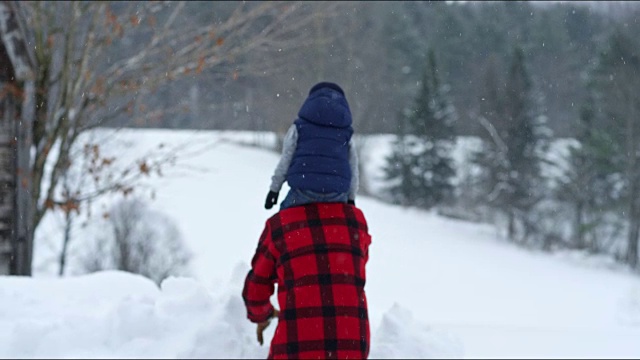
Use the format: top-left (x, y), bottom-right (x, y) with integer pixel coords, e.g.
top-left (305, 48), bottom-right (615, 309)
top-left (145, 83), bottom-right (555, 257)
top-left (242, 202), bottom-right (371, 359)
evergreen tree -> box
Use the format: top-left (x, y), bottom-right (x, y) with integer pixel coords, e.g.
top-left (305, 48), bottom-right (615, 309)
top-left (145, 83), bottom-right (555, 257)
top-left (587, 29), bottom-right (640, 267)
top-left (378, 2), bottom-right (429, 117)
top-left (382, 49), bottom-right (457, 209)
top-left (557, 69), bottom-right (618, 250)
top-left (503, 46), bottom-right (551, 242)
top-left (381, 116), bottom-right (415, 207)
top-left (473, 46), bottom-right (550, 242)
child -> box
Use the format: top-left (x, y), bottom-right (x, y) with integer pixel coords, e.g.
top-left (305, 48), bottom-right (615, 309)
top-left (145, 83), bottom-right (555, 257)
top-left (265, 82), bottom-right (359, 210)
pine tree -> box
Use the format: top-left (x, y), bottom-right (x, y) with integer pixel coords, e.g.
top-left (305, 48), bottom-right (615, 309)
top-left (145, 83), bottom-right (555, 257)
top-left (503, 46), bottom-right (552, 241)
top-left (587, 29), bottom-right (640, 267)
top-left (382, 49), bottom-right (457, 209)
top-left (557, 70), bottom-right (618, 250)
top-left (381, 116), bottom-right (414, 207)
top-left (378, 2), bottom-right (429, 116)
top-left (473, 46), bottom-right (550, 242)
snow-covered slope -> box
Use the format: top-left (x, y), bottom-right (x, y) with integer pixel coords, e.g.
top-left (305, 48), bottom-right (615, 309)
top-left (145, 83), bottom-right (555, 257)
top-left (3, 128), bottom-right (639, 358)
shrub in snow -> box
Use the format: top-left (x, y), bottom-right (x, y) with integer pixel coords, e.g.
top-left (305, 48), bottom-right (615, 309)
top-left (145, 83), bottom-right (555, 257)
top-left (79, 198), bottom-right (192, 284)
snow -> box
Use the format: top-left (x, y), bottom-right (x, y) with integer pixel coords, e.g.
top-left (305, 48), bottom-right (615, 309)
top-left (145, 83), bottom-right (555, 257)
top-left (2, 128), bottom-right (640, 358)
top-left (0, 271), bottom-right (267, 358)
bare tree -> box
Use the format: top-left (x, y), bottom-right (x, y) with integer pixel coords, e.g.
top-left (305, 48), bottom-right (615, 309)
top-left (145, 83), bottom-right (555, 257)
top-left (17, 1), bottom-right (338, 274)
top-left (0, 1), bottom-right (36, 276)
top-left (57, 170), bottom-right (75, 276)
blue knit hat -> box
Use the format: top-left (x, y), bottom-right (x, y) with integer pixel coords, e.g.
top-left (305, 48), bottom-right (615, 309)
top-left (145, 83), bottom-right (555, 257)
top-left (308, 82), bottom-right (345, 96)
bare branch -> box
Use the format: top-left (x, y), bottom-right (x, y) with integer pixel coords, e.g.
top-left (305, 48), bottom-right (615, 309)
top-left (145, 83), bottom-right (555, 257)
top-left (477, 116), bottom-right (508, 155)
top-left (21, 0), bottom-right (338, 246)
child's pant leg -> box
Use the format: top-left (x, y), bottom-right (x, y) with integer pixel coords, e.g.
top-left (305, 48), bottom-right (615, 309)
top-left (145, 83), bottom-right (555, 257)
top-left (279, 189), bottom-right (348, 210)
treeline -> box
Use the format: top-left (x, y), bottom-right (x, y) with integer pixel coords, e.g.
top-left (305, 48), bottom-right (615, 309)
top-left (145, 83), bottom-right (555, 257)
top-left (380, 16), bottom-right (640, 269)
top-left (108, 1), bottom-right (635, 138)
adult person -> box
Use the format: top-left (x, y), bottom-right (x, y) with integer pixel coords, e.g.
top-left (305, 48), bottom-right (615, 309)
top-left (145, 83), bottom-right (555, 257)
top-left (242, 202), bottom-right (372, 359)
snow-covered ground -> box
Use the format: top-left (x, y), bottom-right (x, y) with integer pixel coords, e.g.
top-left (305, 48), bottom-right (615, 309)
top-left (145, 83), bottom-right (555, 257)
top-left (2, 128), bottom-right (640, 358)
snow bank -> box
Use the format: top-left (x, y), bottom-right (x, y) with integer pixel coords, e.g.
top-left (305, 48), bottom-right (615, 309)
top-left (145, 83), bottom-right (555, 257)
top-left (617, 286), bottom-right (640, 327)
top-left (0, 268), bottom-right (459, 359)
top-left (371, 303), bottom-right (464, 359)
top-left (0, 270), bottom-right (265, 359)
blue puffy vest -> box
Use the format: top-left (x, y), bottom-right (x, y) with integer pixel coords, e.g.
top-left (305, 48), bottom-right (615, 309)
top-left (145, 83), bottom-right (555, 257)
top-left (286, 85), bottom-right (353, 194)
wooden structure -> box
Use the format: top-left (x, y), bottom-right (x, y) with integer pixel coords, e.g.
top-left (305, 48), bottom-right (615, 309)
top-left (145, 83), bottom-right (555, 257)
top-left (0, 0), bottom-right (35, 276)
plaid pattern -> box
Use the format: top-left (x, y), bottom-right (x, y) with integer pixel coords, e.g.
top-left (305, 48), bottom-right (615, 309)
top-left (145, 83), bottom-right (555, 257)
top-left (243, 202), bottom-right (372, 359)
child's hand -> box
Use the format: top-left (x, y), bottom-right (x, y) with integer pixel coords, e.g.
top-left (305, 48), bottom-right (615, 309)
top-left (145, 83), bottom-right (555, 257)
top-left (257, 309), bottom-right (280, 345)
top-left (265, 191), bottom-right (279, 209)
